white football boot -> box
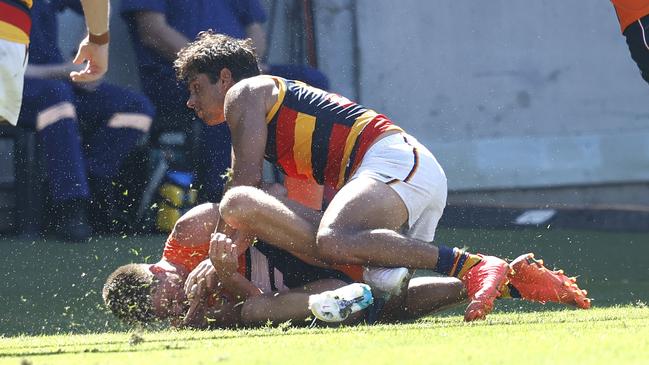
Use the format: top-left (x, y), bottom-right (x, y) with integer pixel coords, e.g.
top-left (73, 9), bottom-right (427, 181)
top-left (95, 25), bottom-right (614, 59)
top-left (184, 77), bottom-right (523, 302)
top-left (308, 283), bottom-right (374, 323)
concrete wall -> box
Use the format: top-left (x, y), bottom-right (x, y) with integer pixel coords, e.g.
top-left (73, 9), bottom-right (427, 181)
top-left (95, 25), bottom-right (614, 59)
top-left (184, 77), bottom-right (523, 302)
top-left (313, 0), bottom-right (649, 200)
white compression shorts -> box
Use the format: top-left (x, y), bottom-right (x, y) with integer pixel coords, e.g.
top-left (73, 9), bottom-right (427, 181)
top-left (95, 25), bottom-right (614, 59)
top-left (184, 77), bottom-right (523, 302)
top-left (0, 39), bottom-right (28, 126)
top-left (349, 132), bottom-right (448, 242)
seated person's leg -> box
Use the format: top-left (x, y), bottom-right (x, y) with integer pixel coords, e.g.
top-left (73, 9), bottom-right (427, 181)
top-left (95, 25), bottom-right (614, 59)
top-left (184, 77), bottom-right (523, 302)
top-left (197, 122), bottom-right (232, 202)
top-left (74, 83), bottom-right (154, 230)
top-left (18, 78), bottom-right (91, 242)
top-left (267, 64), bottom-right (330, 90)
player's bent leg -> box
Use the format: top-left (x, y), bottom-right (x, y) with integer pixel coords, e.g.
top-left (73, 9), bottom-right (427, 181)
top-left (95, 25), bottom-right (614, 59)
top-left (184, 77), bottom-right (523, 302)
top-left (316, 177), bottom-right (438, 267)
top-left (318, 178), bottom-right (510, 321)
top-left (380, 276), bottom-right (467, 322)
top-left (506, 253), bottom-right (591, 309)
top-left (220, 186), bottom-right (322, 257)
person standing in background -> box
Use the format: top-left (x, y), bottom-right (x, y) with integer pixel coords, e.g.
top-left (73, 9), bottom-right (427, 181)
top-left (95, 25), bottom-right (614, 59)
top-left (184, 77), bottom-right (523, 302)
top-left (17, 0), bottom-right (154, 242)
top-left (0, 0), bottom-right (111, 127)
top-left (611, 0), bottom-right (649, 84)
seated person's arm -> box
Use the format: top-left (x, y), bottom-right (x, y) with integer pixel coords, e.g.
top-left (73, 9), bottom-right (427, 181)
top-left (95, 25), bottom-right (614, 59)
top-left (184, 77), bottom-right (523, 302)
top-left (245, 23), bottom-right (267, 62)
top-left (134, 11), bottom-right (190, 62)
top-left (25, 63), bottom-right (84, 80)
top-left (80, 0), bottom-right (110, 37)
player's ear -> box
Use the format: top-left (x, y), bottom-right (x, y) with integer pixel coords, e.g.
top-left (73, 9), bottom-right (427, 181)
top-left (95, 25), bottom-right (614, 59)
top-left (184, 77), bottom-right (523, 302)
top-left (219, 68), bottom-right (233, 85)
top-left (149, 264), bottom-right (166, 276)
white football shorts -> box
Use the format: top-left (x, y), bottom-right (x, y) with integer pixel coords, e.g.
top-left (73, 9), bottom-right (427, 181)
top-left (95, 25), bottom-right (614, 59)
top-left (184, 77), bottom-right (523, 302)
top-left (349, 132), bottom-right (447, 242)
top-left (0, 39), bottom-right (28, 126)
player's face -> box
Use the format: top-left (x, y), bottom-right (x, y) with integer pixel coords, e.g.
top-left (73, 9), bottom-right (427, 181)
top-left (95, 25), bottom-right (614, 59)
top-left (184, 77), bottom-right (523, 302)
top-left (186, 72), bottom-right (228, 126)
top-left (149, 266), bottom-right (187, 321)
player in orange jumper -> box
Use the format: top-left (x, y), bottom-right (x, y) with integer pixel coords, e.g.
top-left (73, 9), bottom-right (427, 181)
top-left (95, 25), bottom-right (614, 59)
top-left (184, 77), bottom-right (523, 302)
top-left (103, 201), bottom-right (469, 328)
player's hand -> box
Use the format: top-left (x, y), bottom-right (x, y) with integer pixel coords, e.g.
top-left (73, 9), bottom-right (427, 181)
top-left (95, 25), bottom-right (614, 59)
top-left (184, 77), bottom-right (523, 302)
top-left (183, 259), bottom-right (219, 299)
top-left (182, 282), bottom-right (209, 328)
top-left (70, 36), bottom-right (108, 82)
top-left (209, 232), bottom-right (240, 279)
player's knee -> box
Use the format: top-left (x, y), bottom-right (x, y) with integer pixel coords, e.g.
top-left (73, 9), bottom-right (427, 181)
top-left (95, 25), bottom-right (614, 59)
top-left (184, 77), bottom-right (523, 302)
top-left (219, 186), bottom-right (261, 227)
top-left (174, 202), bottom-right (218, 232)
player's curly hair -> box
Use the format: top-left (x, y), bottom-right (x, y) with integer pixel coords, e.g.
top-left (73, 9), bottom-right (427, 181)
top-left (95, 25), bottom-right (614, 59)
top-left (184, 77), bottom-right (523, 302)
top-left (174, 30), bottom-right (261, 84)
top-left (102, 264), bottom-right (157, 324)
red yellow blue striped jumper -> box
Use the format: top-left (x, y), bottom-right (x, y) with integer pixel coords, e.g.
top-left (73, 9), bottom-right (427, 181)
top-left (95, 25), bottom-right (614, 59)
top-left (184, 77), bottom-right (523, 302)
top-left (0, 0), bottom-right (32, 44)
top-left (264, 76), bottom-right (403, 193)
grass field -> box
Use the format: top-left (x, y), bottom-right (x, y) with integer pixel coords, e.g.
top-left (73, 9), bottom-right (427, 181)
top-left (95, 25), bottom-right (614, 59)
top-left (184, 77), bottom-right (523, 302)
top-left (1, 306), bottom-right (648, 365)
top-left (1, 227), bottom-right (648, 363)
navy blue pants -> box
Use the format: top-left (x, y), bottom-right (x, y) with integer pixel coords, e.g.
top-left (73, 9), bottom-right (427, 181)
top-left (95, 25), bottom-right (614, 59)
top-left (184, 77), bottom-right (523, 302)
top-left (624, 14), bottom-right (649, 85)
top-left (18, 78), bottom-right (155, 203)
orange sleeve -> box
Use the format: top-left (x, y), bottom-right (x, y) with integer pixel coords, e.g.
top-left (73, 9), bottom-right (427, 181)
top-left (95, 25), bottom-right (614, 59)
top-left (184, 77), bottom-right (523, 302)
top-left (162, 237), bottom-right (210, 272)
top-left (612, 0), bottom-right (649, 32)
top-left (162, 236), bottom-right (249, 277)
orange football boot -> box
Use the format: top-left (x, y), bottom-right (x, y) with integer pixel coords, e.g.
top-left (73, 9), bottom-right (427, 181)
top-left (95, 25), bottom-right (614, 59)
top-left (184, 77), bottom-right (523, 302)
top-left (461, 255), bottom-right (511, 321)
top-left (509, 253), bottom-right (591, 309)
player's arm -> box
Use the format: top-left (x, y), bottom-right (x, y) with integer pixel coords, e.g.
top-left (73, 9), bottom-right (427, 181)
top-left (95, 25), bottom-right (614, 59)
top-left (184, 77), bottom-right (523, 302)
top-left (225, 79), bottom-right (269, 190)
top-left (213, 77), bottom-right (270, 236)
top-left (133, 11), bottom-right (191, 62)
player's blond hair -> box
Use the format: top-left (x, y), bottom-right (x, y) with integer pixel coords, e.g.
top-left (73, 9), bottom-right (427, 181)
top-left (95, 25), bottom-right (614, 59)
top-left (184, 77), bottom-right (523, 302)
top-left (174, 30), bottom-right (261, 84)
top-left (102, 264), bottom-right (156, 323)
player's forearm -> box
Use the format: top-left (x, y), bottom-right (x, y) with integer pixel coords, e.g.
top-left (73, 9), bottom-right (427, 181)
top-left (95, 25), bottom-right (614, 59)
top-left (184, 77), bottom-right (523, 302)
top-left (241, 291), bottom-right (312, 326)
top-left (80, 0), bottom-right (110, 37)
top-left (220, 273), bottom-right (262, 302)
top-left (204, 300), bottom-right (243, 328)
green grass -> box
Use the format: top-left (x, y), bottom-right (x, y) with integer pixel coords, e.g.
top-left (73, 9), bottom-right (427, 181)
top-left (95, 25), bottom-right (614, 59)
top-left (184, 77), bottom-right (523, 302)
top-left (1, 306), bottom-right (648, 365)
top-left (1, 227), bottom-right (648, 364)
top-left (1, 227), bottom-right (649, 337)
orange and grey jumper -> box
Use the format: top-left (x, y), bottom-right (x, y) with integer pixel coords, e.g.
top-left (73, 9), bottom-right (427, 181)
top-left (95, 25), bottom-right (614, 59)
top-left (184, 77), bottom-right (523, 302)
top-left (0, 0), bottom-right (32, 44)
top-left (264, 76), bottom-right (403, 191)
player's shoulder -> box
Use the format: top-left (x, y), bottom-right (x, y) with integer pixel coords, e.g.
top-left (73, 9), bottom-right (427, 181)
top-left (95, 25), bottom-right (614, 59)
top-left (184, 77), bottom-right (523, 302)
top-left (225, 75), bottom-right (278, 116)
top-left (227, 75), bottom-right (276, 98)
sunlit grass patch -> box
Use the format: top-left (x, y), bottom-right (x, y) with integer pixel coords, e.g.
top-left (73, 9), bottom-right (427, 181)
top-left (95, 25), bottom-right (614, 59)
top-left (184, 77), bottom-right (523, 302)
top-left (1, 305), bottom-right (648, 365)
